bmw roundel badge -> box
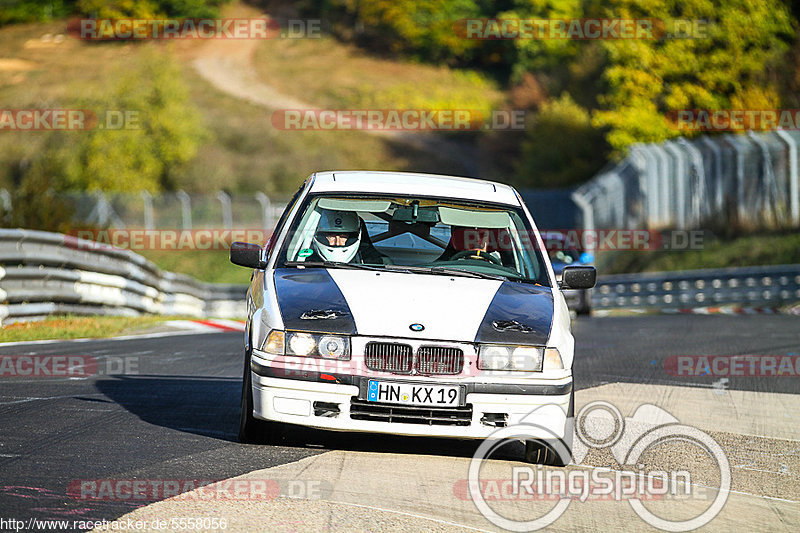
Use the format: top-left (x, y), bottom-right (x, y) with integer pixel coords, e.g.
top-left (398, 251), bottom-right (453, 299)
top-left (409, 323), bottom-right (425, 332)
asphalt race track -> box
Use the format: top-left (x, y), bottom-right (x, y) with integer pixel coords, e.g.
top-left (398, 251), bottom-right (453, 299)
top-left (0, 314), bottom-right (798, 532)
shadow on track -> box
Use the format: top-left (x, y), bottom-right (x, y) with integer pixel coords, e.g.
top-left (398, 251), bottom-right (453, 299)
top-left (95, 375), bottom-right (241, 441)
top-left (96, 375), bottom-right (525, 462)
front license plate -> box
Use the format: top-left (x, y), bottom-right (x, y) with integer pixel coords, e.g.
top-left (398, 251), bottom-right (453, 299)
top-left (366, 380), bottom-right (461, 406)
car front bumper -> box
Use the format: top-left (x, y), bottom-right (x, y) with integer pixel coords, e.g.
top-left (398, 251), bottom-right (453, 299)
top-left (250, 354), bottom-right (572, 440)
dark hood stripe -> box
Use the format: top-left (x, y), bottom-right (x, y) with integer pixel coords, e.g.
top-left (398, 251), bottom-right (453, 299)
top-left (274, 268), bottom-right (357, 334)
top-left (475, 282), bottom-right (553, 345)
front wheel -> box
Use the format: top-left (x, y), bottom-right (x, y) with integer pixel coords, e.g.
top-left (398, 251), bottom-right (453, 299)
top-left (238, 348), bottom-right (284, 444)
top-left (525, 388), bottom-right (574, 467)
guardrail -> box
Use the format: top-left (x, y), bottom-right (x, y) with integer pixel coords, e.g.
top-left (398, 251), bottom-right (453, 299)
top-left (3, 228), bottom-right (798, 323)
top-left (0, 229), bottom-right (248, 325)
top-left (573, 131), bottom-right (800, 241)
top-left (593, 264), bottom-right (800, 311)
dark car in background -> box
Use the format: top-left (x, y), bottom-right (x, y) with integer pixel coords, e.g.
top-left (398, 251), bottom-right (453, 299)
top-left (542, 231), bottom-right (594, 315)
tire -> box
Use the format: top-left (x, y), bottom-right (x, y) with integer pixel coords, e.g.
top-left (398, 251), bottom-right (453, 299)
top-left (525, 388), bottom-right (574, 467)
top-left (238, 348), bottom-right (284, 444)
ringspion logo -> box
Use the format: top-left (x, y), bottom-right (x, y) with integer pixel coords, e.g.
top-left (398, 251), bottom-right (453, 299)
top-left (466, 401), bottom-right (730, 531)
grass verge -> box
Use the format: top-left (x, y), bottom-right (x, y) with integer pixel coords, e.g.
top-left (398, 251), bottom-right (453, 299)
top-left (138, 249), bottom-right (253, 284)
top-left (0, 315), bottom-right (185, 343)
top-left (253, 34), bottom-right (502, 115)
top-left (597, 231), bottom-right (800, 274)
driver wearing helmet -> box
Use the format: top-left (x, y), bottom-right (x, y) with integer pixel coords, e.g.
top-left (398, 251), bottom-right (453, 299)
top-left (308, 209), bottom-right (389, 264)
top-left (310, 209), bottom-right (362, 263)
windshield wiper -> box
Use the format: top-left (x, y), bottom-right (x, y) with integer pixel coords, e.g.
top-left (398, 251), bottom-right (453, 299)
top-left (382, 264), bottom-right (435, 275)
top-left (285, 261), bottom-right (385, 271)
top-left (285, 261), bottom-right (511, 281)
top-left (429, 267), bottom-right (510, 281)
top-left (384, 264), bottom-right (509, 281)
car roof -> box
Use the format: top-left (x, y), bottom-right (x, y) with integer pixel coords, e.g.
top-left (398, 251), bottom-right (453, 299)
top-left (307, 171), bottom-right (521, 206)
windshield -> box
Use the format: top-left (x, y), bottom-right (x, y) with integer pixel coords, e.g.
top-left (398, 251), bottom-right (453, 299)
top-left (276, 194), bottom-right (550, 285)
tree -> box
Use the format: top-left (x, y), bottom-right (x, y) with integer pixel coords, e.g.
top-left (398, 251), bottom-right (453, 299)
top-left (517, 93), bottom-right (609, 188)
top-left (497, 0), bottom-right (585, 82)
top-left (592, 0), bottom-right (795, 151)
top-left (20, 48), bottom-right (205, 195)
top-left (324, 0), bottom-right (484, 64)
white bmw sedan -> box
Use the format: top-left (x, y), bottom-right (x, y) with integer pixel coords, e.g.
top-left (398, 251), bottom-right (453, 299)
top-left (231, 171), bottom-right (595, 465)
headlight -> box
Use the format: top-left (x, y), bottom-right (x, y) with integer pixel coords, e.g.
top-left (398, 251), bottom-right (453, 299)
top-left (288, 332), bottom-right (317, 356)
top-left (478, 344), bottom-right (543, 371)
top-left (319, 335), bottom-right (348, 358)
top-left (285, 331), bottom-right (350, 360)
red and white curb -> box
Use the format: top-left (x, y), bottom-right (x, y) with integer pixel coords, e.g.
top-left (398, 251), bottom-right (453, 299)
top-left (168, 319), bottom-right (246, 332)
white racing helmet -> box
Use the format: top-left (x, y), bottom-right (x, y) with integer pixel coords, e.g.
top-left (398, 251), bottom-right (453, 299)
top-left (312, 209), bottom-right (362, 262)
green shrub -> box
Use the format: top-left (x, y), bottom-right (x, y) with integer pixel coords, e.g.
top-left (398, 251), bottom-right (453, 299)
top-left (517, 94), bottom-right (609, 188)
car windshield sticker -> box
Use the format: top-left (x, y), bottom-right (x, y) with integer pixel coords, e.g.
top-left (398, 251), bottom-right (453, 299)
top-left (298, 248), bottom-right (313, 258)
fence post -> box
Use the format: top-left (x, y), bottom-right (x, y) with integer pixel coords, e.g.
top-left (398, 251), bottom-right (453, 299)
top-left (141, 191), bottom-right (154, 230)
top-left (630, 145), bottom-right (659, 229)
top-left (0, 188), bottom-right (10, 222)
top-left (722, 134), bottom-right (747, 224)
top-left (663, 141), bottom-right (687, 229)
top-left (593, 174), bottom-right (614, 228)
top-left (746, 131), bottom-right (781, 225)
top-left (254, 192), bottom-right (272, 230)
top-left (700, 136), bottom-right (724, 216)
top-left (87, 192), bottom-right (125, 228)
top-left (677, 138), bottom-right (707, 227)
top-left (176, 190), bottom-right (192, 230)
top-left (648, 144), bottom-right (671, 226)
top-left (216, 191), bottom-right (233, 230)
top-left (570, 188), bottom-right (596, 255)
top-left (775, 130), bottom-right (799, 226)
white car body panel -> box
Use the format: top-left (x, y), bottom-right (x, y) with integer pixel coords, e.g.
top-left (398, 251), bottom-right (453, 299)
top-left (327, 269), bottom-right (503, 340)
top-left (310, 171), bottom-right (521, 206)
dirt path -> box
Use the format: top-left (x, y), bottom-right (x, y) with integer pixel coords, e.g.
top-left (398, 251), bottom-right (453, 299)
top-left (189, 6), bottom-right (479, 175)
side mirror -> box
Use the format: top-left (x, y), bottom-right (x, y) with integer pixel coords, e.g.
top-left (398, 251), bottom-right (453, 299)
top-left (560, 266), bottom-right (596, 290)
top-left (230, 242), bottom-right (266, 269)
